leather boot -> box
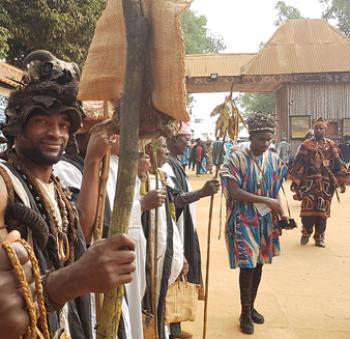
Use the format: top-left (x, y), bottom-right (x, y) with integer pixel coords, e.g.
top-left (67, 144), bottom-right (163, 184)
top-left (300, 225), bottom-right (313, 245)
top-left (300, 234), bottom-right (310, 245)
top-left (314, 232), bottom-right (326, 248)
top-left (251, 264), bottom-right (264, 324)
top-left (240, 312), bottom-right (254, 335)
top-left (251, 308), bottom-right (264, 324)
top-left (239, 268), bottom-right (254, 334)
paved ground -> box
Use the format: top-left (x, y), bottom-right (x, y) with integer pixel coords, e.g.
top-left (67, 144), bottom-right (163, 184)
top-left (182, 173), bottom-right (350, 339)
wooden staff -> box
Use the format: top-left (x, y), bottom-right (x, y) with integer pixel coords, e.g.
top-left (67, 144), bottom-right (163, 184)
top-left (96, 0), bottom-right (149, 337)
top-left (93, 101), bottom-right (112, 242)
top-left (93, 101), bottom-right (112, 324)
top-left (202, 137), bottom-right (226, 339)
top-left (151, 142), bottom-right (160, 339)
top-left (203, 84), bottom-right (234, 338)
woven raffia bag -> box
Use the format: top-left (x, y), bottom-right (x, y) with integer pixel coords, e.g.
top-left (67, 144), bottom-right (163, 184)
top-left (164, 275), bottom-right (200, 324)
top-left (78, 0), bottom-right (191, 123)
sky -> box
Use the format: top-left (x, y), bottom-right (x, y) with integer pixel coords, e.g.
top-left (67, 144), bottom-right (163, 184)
top-left (188, 0), bottom-right (326, 139)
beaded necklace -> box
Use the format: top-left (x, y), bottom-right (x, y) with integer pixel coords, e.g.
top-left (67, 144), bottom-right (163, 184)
top-left (8, 153), bottom-right (74, 264)
top-left (315, 138), bottom-right (330, 167)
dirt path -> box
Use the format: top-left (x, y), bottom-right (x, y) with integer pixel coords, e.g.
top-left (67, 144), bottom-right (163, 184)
top-left (182, 173), bottom-right (350, 338)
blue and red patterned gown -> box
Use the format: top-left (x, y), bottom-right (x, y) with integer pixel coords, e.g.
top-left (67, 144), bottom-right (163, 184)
top-left (221, 149), bottom-right (288, 269)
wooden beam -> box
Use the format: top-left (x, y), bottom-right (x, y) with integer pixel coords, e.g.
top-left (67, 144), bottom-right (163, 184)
top-left (186, 72), bottom-right (350, 93)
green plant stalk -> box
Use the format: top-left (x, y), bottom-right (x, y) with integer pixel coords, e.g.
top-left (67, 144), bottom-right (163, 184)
top-left (96, 0), bottom-right (149, 337)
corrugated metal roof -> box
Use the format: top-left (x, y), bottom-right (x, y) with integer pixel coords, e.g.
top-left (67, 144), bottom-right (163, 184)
top-left (242, 19), bottom-right (350, 75)
top-left (186, 82), bottom-right (280, 93)
top-left (0, 63), bottom-right (23, 87)
top-left (185, 53), bottom-right (256, 77)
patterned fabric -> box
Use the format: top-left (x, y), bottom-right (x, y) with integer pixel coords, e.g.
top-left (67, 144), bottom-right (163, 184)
top-left (289, 137), bottom-right (349, 218)
top-left (221, 149), bottom-right (288, 269)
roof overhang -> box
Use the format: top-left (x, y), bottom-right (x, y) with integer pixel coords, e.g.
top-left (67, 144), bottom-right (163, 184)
top-left (186, 72), bottom-right (350, 93)
top-left (0, 63), bottom-right (23, 88)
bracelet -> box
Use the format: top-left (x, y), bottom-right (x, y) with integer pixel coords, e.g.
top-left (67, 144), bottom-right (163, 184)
top-left (41, 271), bottom-right (65, 313)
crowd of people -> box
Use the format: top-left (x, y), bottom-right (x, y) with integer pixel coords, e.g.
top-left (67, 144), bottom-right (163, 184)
top-left (0, 50), bottom-right (349, 339)
top-left (0, 51), bottom-right (221, 339)
top-left (179, 113), bottom-right (350, 335)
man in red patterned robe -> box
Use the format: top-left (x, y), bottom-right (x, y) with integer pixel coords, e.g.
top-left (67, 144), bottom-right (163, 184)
top-left (289, 118), bottom-right (349, 248)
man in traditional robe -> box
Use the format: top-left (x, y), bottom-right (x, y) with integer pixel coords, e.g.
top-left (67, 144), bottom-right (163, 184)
top-left (277, 137), bottom-right (291, 165)
top-left (289, 118), bottom-right (349, 248)
top-left (163, 122), bottom-right (220, 339)
top-left (221, 111), bottom-right (288, 334)
top-left (54, 120), bottom-right (136, 339)
top-left (0, 51), bottom-right (135, 337)
top-left (142, 137), bottom-right (184, 339)
top-left (212, 137), bottom-right (224, 171)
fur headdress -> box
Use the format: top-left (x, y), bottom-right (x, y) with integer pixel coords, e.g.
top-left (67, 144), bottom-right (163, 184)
top-left (2, 50), bottom-right (83, 146)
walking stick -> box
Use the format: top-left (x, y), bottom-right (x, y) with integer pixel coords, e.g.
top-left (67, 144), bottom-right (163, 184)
top-left (94, 101), bottom-right (111, 325)
top-left (97, 1), bottom-right (149, 337)
top-left (93, 100), bottom-right (112, 242)
top-left (152, 142), bottom-right (160, 339)
top-left (203, 83), bottom-right (240, 338)
top-left (202, 137), bottom-right (226, 339)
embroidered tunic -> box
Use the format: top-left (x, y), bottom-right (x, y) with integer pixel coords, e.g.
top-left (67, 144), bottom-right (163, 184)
top-left (289, 137), bottom-right (349, 218)
top-left (221, 149), bottom-right (288, 269)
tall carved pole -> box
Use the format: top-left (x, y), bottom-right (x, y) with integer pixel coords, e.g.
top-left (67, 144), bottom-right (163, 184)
top-left (96, 0), bottom-right (149, 337)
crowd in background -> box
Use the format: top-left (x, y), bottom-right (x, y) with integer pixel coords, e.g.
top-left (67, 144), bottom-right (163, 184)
top-left (180, 131), bottom-right (350, 177)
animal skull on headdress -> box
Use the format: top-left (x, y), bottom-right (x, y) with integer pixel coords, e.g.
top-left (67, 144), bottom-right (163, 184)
top-left (23, 50), bottom-right (80, 85)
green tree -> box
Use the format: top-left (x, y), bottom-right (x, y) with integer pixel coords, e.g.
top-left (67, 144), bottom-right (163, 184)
top-left (321, 0), bottom-right (350, 36)
top-left (237, 92), bottom-right (276, 115)
top-left (0, 3), bottom-right (226, 65)
top-left (0, 0), bottom-right (105, 67)
top-left (181, 10), bottom-right (225, 54)
top-left (274, 1), bottom-right (303, 26)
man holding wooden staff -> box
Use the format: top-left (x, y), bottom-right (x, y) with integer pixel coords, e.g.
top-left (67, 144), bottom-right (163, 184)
top-left (0, 51), bottom-right (136, 338)
top-left (163, 122), bottom-right (220, 339)
top-left (221, 111), bottom-right (288, 335)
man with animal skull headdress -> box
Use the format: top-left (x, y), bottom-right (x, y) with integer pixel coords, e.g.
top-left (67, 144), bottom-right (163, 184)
top-left (0, 50), bottom-right (136, 338)
top-left (289, 117), bottom-right (349, 248)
